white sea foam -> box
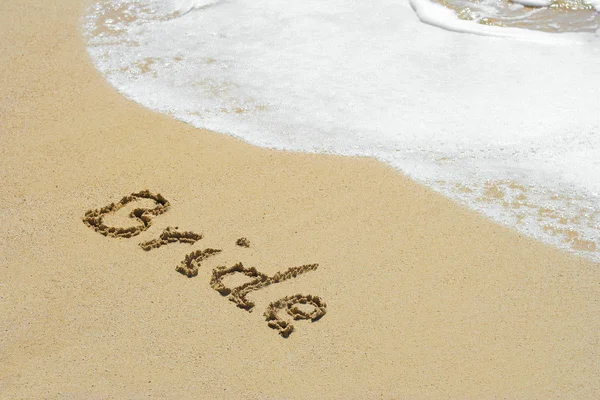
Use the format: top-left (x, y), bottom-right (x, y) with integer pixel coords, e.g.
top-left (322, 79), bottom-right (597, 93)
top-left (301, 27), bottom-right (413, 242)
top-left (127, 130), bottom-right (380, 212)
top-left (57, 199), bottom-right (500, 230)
top-left (586, 0), bottom-right (600, 11)
top-left (512, 0), bottom-right (552, 6)
top-left (84, 0), bottom-right (600, 259)
top-left (174, 0), bottom-right (218, 14)
top-left (409, 0), bottom-right (585, 42)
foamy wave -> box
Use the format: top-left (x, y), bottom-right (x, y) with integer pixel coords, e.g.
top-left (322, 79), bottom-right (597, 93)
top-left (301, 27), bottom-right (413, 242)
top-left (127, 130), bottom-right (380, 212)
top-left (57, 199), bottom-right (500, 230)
top-left (409, 0), bottom-right (588, 42)
top-left (415, 0), bottom-right (599, 35)
top-left (174, 0), bottom-right (220, 14)
top-left (512, 0), bottom-right (552, 7)
top-left (83, 0), bottom-right (600, 261)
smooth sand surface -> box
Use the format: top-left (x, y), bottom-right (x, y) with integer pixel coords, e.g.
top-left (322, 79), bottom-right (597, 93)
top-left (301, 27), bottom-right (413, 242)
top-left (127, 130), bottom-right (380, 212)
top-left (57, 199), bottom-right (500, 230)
top-left (1, 1), bottom-right (599, 398)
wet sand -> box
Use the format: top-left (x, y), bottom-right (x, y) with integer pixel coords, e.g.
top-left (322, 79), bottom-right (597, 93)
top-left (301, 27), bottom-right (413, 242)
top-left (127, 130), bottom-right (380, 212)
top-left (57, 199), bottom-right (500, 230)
top-left (0, 0), bottom-right (599, 398)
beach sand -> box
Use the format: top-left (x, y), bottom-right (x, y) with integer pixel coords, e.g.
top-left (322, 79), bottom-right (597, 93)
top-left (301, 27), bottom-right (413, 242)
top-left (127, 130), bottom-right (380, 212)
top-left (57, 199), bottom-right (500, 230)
top-left (1, 0), bottom-right (599, 398)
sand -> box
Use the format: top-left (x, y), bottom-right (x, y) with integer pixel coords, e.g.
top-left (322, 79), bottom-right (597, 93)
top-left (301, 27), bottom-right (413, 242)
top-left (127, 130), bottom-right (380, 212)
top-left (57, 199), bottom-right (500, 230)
top-left (0, 0), bottom-right (599, 398)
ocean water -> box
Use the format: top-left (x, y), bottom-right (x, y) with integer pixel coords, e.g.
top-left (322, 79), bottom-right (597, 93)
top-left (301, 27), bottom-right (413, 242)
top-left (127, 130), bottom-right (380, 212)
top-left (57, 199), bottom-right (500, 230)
top-left (84, 0), bottom-right (600, 260)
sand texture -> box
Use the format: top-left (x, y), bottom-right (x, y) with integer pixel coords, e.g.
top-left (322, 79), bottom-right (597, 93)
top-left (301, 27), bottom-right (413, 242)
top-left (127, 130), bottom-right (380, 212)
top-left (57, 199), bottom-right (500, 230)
top-left (0, 0), bottom-right (599, 398)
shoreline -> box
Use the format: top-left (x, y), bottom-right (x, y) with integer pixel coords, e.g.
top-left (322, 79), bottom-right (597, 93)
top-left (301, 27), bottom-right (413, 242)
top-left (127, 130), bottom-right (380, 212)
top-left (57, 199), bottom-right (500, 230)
top-left (84, 0), bottom-right (600, 263)
top-left (1, 0), bottom-right (599, 398)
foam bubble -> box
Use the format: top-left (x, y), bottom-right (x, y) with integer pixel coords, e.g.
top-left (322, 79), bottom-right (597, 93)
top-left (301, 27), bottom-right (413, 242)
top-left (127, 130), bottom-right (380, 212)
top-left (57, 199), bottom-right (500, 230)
top-left (84, 0), bottom-right (600, 260)
top-left (586, 0), bottom-right (600, 11)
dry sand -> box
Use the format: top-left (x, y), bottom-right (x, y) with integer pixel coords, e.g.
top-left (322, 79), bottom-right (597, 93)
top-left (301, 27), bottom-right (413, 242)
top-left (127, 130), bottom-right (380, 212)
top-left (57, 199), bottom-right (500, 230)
top-left (1, 0), bottom-right (599, 398)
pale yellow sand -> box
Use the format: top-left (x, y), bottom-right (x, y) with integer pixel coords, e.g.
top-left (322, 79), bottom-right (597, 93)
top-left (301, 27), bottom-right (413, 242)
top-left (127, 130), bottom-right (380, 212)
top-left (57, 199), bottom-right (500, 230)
top-left (1, 1), bottom-right (599, 398)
